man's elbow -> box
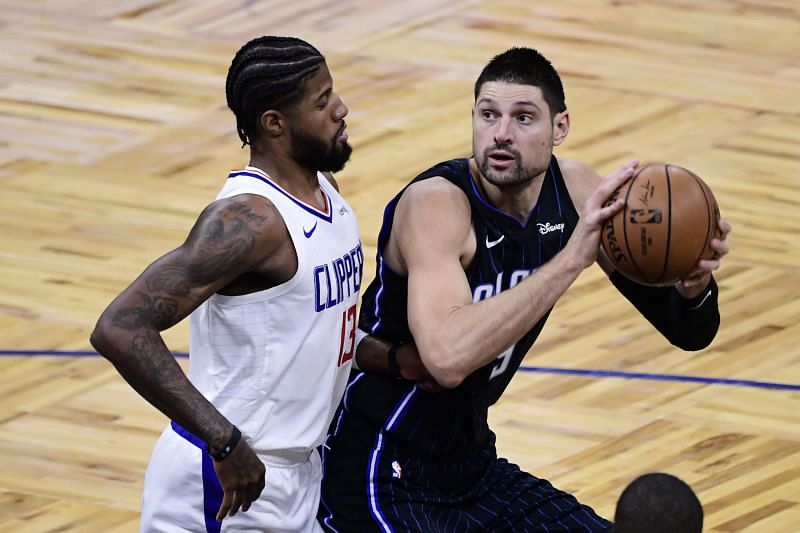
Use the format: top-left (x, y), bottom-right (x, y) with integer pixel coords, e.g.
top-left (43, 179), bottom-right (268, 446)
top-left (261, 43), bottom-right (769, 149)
top-left (89, 316), bottom-right (118, 361)
top-left (673, 320), bottom-right (719, 351)
top-left (424, 350), bottom-right (468, 389)
top-left (674, 338), bottom-right (712, 352)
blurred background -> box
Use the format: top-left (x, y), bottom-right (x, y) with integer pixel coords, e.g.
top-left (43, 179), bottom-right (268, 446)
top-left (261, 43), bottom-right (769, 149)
top-left (0, 1), bottom-right (798, 531)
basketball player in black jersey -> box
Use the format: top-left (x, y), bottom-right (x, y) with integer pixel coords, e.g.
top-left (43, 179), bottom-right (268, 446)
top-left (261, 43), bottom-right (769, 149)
top-left (318, 47), bottom-right (731, 531)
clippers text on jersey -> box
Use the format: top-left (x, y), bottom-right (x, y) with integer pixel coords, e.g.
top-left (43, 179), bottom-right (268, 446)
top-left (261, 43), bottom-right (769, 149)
top-left (314, 243), bottom-right (364, 312)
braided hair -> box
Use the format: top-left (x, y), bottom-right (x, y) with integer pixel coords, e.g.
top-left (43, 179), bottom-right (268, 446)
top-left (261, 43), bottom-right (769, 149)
top-left (226, 36), bottom-right (325, 146)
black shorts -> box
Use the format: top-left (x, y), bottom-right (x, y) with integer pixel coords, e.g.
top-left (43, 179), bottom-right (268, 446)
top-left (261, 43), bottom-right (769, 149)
top-left (318, 410), bottom-right (612, 532)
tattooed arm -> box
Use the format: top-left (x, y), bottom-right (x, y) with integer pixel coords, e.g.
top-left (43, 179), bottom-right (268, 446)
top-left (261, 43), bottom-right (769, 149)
top-left (90, 194), bottom-right (289, 519)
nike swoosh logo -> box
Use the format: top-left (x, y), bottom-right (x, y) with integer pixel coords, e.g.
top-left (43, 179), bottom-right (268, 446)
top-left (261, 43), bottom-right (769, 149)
top-left (486, 234), bottom-right (505, 248)
top-left (303, 222), bottom-right (318, 238)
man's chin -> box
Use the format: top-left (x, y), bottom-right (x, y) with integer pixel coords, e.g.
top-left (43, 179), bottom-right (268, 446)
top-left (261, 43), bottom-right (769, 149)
top-left (481, 167), bottom-right (522, 185)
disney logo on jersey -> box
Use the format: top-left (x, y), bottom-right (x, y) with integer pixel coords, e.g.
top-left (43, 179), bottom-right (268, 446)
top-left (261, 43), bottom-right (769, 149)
top-left (537, 221), bottom-right (565, 235)
top-left (314, 243), bottom-right (364, 312)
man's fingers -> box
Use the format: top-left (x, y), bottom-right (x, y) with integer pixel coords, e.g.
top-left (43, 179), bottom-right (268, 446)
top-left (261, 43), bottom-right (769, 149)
top-left (591, 160), bottom-right (637, 211)
top-left (711, 237), bottom-right (729, 257)
top-left (246, 478), bottom-right (265, 511)
top-left (216, 492), bottom-right (232, 522)
top-left (216, 480), bottom-right (264, 519)
top-left (602, 160), bottom-right (638, 195)
top-left (598, 197), bottom-right (625, 219)
top-left (717, 218), bottom-right (732, 237)
top-left (228, 490), bottom-right (244, 517)
top-left (697, 259), bottom-right (720, 272)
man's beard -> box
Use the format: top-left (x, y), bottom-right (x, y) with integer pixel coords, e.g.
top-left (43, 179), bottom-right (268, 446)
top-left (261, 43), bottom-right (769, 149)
top-left (476, 144), bottom-right (549, 188)
top-left (291, 125), bottom-right (352, 173)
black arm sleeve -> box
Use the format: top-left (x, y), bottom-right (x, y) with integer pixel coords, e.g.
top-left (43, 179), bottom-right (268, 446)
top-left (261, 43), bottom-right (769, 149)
top-left (609, 271), bottom-right (720, 351)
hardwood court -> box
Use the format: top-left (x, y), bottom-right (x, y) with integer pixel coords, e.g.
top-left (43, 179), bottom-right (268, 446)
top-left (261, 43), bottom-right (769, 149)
top-left (0, 1), bottom-right (798, 531)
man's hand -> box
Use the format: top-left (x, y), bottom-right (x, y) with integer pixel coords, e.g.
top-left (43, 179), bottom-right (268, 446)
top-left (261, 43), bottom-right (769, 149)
top-left (395, 343), bottom-right (444, 392)
top-left (676, 218), bottom-right (731, 298)
top-left (568, 160), bottom-right (638, 269)
top-left (213, 439), bottom-right (266, 521)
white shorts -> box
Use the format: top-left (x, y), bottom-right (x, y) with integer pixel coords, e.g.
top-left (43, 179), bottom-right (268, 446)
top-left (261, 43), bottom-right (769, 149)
top-left (140, 423), bottom-right (323, 533)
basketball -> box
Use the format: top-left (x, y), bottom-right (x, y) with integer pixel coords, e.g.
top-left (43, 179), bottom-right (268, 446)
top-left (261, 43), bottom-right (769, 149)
top-left (600, 163), bottom-right (720, 286)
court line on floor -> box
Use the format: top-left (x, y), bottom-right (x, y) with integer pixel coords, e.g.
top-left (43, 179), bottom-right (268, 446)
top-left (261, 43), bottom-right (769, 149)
top-left (518, 366), bottom-right (800, 391)
top-left (3, 349), bottom-right (798, 391)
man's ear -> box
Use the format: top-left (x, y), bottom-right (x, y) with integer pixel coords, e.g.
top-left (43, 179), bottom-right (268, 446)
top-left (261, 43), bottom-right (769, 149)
top-left (552, 110), bottom-right (570, 147)
top-left (260, 110), bottom-right (286, 138)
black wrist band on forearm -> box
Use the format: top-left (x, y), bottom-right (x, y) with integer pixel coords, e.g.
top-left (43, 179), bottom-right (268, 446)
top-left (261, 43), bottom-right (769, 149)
top-left (387, 342), bottom-right (402, 377)
top-left (682, 277), bottom-right (718, 311)
top-left (210, 426), bottom-right (241, 462)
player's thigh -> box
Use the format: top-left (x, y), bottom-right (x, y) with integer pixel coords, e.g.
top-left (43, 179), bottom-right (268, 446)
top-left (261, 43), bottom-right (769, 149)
top-left (226, 450), bottom-right (323, 533)
top-left (141, 428), bottom-right (206, 532)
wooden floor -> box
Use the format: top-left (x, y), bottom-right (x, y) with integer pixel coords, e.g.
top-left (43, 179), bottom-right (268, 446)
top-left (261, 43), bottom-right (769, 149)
top-left (1, 1), bottom-right (799, 531)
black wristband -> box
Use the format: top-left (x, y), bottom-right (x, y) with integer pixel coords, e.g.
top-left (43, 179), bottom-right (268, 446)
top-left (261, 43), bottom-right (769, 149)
top-left (682, 277), bottom-right (718, 311)
top-left (210, 426), bottom-right (241, 462)
top-left (387, 342), bottom-right (402, 378)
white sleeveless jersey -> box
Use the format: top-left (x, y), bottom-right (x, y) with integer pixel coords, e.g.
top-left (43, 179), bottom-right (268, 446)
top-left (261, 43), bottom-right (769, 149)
top-left (187, 166), bottom-right (363, 454)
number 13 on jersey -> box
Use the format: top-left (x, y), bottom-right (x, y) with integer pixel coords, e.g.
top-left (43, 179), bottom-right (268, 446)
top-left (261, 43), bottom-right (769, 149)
top-left (337, 304), bottom-right (357, 366)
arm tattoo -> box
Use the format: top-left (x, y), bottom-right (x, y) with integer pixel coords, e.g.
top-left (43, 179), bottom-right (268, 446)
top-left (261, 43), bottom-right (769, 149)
top-left (111, 291), bottom-right (179, 330)
top-left (196, 218), bottom-right (254, 278)
top-left (185, 201), bottom-right (269, 283)
top-left (97, 200), bottom-right (270, 446)
top-left (116, 330), bottom-right (229, 443)
top-left (146, 263), bottom-right (193, 297)
top-left (142, 200), bottom-right (271, 296)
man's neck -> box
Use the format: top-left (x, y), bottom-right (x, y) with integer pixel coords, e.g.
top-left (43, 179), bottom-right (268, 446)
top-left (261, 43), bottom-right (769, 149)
top-left (248, 152), bottom-right (319, 194)
top-left (247, 151), bottom-right (326, 210)
top-left (469, 158), bottom-right (546, 224)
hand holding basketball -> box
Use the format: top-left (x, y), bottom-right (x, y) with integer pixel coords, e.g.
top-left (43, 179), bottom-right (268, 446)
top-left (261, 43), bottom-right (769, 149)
top-left (600, 163), bottom-right (724, 287)
top-left (675, 217), bottom-right (731, 296)
top-left (568, 160), bottom-right (639, 270)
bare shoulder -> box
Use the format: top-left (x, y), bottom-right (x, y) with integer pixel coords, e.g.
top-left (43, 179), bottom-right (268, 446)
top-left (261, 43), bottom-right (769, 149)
top-left (389, 176), bottom-right (474, 272)
top-left (558, 157), bottom-right (603, 212)
top-left (400, 176), bottom-right (470, 208)
top-left (397, 176), bottom-right (471, 229)
top-left (184, 193), bottom-right (288, 270)
top-left (320, 171), bottom-right (339, 192)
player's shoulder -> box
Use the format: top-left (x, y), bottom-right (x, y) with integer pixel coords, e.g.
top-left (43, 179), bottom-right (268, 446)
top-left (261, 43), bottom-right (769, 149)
top-left (401, 176), bottom-right (471, 217)
top-left (193, 193), bottom-right (287, 249)
top-left (203, 192), bottom-right (280, 223)
top-left (391, 175), bottom-right (473, 260)
top-left (557, 157), bottom-right (601, 183)
top-left (557, 157), bottom-right (603, 206)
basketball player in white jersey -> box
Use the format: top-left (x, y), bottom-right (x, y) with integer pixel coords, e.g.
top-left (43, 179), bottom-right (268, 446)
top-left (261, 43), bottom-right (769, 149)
top-left (91, 36), bottom-right (385, 532)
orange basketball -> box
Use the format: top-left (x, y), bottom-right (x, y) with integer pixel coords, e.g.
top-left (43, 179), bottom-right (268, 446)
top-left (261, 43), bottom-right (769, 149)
top-left (600, 163), bottom-right (720, 286)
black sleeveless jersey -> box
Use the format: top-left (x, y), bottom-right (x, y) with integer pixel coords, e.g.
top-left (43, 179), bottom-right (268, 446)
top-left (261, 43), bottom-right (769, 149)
top-left (340, 156), bottom-right (579, 459)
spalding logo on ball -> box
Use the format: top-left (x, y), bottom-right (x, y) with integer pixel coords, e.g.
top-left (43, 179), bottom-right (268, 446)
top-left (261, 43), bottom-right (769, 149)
top-left (600, 163), bottom-right (721, 286)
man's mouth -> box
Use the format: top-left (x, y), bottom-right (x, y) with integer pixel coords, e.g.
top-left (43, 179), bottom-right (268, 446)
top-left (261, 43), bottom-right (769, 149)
top-left (336, 122), bottom-right (348, 142)
top-left (487, 150), bottom-right (516, 165)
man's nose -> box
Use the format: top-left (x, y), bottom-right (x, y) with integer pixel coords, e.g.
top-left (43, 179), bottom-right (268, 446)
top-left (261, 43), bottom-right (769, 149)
top-left (493, 117), bottom-right (512, 145)
top-left (334, 96), bottom-right (348, 121)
